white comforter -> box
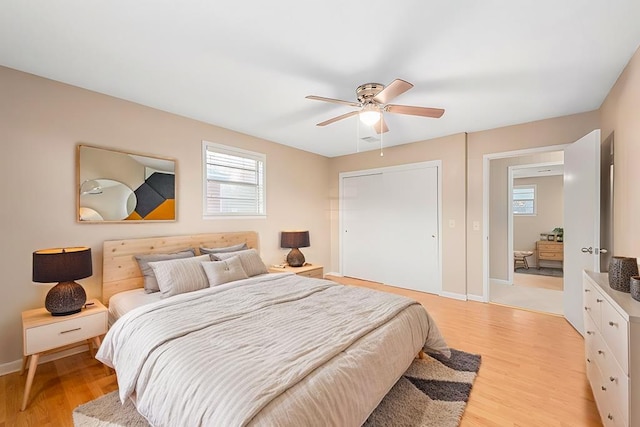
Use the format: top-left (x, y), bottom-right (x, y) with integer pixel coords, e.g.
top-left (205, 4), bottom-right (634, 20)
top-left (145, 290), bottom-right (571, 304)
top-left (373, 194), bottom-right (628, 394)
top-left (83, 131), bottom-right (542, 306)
top-left (97, 274), bottom-right (449, 427)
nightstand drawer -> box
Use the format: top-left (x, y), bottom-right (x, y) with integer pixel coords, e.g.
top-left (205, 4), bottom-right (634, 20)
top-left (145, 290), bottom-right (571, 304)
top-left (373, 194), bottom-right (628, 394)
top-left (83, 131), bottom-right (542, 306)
top-left (25, 312), bottom-right (107, 355)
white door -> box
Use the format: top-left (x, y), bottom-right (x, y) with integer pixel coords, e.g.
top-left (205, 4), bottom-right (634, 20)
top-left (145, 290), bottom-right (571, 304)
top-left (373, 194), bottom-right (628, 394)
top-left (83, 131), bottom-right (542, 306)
top-left (563, 129), bottom-right (601, 334)
top-left (341, 164), bottom-right (441, 293)
top-left (382, 166), bottom-right (439, 293)
top-left (342, 173), bottom-right (386, 282)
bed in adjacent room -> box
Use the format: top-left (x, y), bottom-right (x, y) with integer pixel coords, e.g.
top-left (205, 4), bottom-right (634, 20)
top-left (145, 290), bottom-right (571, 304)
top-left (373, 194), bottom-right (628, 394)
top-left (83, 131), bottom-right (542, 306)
top-left (97, 232), bottom-right (449, 426)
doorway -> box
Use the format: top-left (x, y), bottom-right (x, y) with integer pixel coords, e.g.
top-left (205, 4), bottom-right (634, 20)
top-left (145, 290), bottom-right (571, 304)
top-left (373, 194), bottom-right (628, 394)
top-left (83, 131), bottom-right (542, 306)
top-left (485, 149), bottom-right (567, 314)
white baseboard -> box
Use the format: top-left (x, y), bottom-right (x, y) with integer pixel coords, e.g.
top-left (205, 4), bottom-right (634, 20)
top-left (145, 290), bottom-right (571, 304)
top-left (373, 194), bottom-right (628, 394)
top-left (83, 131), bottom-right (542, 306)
top-left (324, 271), bottom-right (342, 277)
top-left (467, 294), bottom-right (487, 303)
top-left (490, 278), bottom-right (512, 286)
top-left (438, 291), bottom-right (467, 301)
top-left (0, 345), bottom-right (90, 377)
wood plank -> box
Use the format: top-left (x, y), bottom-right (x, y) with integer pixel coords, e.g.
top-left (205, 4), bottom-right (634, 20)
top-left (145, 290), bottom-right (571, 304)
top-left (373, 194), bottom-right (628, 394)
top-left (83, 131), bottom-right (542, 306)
top-left (102, 231), bottom-right (259, 304)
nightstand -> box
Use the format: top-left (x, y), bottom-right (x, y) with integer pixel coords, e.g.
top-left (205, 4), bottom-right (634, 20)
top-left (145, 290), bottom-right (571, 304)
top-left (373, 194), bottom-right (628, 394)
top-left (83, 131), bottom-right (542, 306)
top-left (20, 298), bottom-right (108, 411)
top-left (268, 264), bottom-right (324, 279)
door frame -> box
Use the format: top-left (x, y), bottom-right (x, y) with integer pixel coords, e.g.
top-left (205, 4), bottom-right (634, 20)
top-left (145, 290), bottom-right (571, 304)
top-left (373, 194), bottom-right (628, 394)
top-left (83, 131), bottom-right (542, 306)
top-left (339, 160), bottom-right (443, 292)
top-left (507, 161), bottom-right (564, 285)
top-left (482, 145), bottom-right (569, 302)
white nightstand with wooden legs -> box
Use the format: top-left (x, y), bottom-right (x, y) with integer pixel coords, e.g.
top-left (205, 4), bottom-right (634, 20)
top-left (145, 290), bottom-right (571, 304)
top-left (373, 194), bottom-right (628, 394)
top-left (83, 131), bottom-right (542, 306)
top-left (20, 298), bottom-right (108, 411)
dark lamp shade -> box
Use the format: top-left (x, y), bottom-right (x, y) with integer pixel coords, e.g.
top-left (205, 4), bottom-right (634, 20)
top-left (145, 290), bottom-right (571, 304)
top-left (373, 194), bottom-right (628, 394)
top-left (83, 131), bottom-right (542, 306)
top-left (32, 247), bottom-right (92, 316)
top-left (280, 231), bottom-right (310, 249)
top-left (33, 247), bottom-right (93, 283)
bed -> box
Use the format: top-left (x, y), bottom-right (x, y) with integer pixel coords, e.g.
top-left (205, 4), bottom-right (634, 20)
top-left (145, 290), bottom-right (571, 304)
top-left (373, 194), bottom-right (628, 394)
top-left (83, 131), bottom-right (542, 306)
top-left (96, 232), bottom-right (449, 426)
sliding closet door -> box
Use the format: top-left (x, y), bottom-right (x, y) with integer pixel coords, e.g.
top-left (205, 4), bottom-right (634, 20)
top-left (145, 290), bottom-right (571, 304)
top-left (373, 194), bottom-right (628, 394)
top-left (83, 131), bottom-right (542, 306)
top-left (382, 166), bottom-right (439, 293)
top-left (341, 163), bottom-right (440, 294)
top-left (342, 173), bottom-right (386, 283)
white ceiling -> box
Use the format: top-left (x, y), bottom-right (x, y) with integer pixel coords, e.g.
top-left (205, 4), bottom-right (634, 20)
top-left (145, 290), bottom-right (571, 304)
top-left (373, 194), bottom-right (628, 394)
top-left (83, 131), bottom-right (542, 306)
top-left (1, 1), bottom-right (639, 157)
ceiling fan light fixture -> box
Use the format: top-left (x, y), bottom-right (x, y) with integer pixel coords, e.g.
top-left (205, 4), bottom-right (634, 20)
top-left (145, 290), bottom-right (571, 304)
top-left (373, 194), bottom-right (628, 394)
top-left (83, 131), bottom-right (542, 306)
top-left (359, 105), bottom-right (381, 126)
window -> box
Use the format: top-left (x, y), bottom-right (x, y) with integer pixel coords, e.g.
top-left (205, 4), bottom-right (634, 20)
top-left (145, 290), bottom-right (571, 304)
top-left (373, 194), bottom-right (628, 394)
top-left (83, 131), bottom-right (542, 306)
top-left (202, 141), bottom-right (266, 218)
top-left (513, 185), bottom-right (536, 215)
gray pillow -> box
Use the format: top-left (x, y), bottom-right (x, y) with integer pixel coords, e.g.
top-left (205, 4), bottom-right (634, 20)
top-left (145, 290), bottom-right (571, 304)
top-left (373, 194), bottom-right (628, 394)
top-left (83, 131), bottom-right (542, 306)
top-left (135, 249), bottom-right (196, 293)
top-left (199, 242), bottom-right (248, 254)
top-left (213, 249), bottom-right (268, 277)
top-left (148, 255), bottom-right (211, 298)
top-left (201, 256), bottom-right (248, 287)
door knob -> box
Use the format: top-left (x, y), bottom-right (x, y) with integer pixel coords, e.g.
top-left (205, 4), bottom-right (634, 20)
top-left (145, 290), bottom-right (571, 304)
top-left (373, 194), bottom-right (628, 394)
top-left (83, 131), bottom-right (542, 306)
top-left (581, 247), bottom-right (593, 254)
top-left (599, 248), bottom-right (608, 254)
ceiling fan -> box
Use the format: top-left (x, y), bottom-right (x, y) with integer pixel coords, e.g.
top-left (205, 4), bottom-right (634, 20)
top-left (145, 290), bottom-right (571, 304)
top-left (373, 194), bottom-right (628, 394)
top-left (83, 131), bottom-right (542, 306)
top-left (306, 79), bottom-right (444, 134)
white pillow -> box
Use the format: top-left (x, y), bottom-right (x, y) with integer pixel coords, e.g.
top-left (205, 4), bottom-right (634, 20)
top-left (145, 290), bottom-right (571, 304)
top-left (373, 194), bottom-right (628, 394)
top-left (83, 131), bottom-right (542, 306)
top-left (201, 256), bottom-right (248, 287)
top-left (135, 249), bottom-right (196, 293)
top-left (148, 254), bottom-right (211, 298)
top-left (213, 249), bottom-right (268, 277)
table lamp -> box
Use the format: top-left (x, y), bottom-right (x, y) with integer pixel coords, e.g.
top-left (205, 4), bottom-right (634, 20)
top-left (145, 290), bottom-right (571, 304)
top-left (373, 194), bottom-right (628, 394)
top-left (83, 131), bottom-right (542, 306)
top-left (32, 247), bottom-right (92, 316)
top-left (280, 231), bottom-right (310, 267)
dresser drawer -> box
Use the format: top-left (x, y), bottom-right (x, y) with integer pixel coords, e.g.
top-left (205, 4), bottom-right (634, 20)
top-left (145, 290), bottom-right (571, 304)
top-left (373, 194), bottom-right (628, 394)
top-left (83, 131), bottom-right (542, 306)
top-left (584, 283), bottom-right (603, 328)
top-left (537, 242), bottom-right (561, 251)
top-left (25, 312), bottom-right (107, 355)
top-left (600, 346), bottom-right (629, 425)
top-left (584, 311), bottom-right (599, 348)
top-left (539, 251), bottom-right (563, 260)
top-left (601, 302), bottom-right (629, 375)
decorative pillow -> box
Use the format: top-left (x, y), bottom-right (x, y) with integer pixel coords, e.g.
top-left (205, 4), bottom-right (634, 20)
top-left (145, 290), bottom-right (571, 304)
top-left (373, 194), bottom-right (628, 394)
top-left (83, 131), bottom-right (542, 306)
top-left (213, 249), bottom-right (268, 277)
top-left (201, 256), bottom-right (248, 287)
top-left (135, 249), bottom-right (196, 293)
top-left (148, 254), bottom-right (211, 298)
top-left (199, 242), bottom-right (248, 255)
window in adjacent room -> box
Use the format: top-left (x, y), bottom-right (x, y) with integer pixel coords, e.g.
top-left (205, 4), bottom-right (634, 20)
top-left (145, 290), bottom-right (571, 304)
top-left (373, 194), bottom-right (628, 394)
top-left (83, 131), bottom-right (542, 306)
top-left (513, 184), bottom-right (536, 215)
top-left (202, 141), bottom-right (266, 218)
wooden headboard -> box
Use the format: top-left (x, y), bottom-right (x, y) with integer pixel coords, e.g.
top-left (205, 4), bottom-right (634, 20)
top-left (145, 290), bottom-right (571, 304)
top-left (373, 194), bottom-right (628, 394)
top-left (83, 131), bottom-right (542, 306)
top-left (102, 231), bottom-right (259, 304)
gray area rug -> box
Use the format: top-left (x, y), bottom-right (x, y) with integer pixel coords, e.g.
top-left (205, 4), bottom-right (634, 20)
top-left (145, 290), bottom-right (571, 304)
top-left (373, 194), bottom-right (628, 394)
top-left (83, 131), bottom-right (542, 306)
top-left (73, 348), bottom-right (481, 427)
top-left (515, 267), bottom-right (563, 277)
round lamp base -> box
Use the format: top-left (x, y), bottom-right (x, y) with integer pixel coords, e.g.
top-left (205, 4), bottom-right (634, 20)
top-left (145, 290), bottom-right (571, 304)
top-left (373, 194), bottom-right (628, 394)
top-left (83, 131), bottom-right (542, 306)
top-left (45, 281), bottom-right (87, 316)
top-left (286, 248), bottom-right (306, 268)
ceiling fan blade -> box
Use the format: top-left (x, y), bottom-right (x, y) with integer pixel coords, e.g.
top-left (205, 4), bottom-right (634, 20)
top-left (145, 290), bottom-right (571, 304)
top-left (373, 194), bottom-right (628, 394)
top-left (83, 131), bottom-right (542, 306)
top-left (373, 116), bottom-right (389, 134)
top-left (306, 95), bottom-right (361, 108)
top-left (316, 110), bottom-right (359, 127)
top-left (386, 104), bottom-right (445, 118)
top-left (373, 79), bottom-right (413, 104)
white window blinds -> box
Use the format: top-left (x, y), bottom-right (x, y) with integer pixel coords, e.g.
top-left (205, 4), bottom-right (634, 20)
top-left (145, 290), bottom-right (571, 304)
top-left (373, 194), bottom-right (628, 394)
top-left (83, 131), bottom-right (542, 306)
top-left (513, 185), bottom-right (536, 215)
top-left (202, 141), bottom-right (266, 217)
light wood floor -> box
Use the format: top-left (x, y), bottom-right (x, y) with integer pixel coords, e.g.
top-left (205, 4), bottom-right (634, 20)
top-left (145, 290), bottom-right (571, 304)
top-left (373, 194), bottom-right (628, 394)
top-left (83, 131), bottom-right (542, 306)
top-left (0, 277), bottom-right (602, 427)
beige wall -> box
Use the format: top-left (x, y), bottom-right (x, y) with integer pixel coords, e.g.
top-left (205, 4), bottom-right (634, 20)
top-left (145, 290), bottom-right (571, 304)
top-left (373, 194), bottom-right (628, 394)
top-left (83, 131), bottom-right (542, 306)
top-left (513, 175), bottom-right (564, 269)
top-left (489, 152), bottom-right (564, 280)
top-left (466, 111), bottom-right (600, 296)
top-left (0, 66), bottom-right (331, 366)
top-left (328, 133), bottom-right (468, 296)
top-left (600, 45), bottom-right (640, 260)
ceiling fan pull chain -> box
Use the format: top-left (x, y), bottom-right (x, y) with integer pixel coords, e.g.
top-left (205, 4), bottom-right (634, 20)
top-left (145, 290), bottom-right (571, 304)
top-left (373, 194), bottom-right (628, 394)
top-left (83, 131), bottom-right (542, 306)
top-left (380, 119), bottom-right (384, 157)
top-left (356, 117), bottom-right (361, 153)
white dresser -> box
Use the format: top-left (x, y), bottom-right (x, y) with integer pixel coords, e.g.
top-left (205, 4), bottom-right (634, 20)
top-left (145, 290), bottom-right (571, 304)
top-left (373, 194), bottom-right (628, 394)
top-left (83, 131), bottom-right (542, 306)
top-left (583, 271), bottom-right (640, 427)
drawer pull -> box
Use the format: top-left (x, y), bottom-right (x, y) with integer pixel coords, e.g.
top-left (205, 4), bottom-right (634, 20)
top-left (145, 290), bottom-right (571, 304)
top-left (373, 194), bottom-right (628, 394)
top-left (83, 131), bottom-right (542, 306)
top-left (608, 414), bottom-right (613, 420)
top-left (584, 289), bottom-right (591, 292)
top-left (586, 358), bottom-right (591, 363)
top-left (608, 321), bottom-right (617, 327)
top-left (597, 350), bottom-right (604, 355)
top-left (609, 376), bottom-right (617, 382)
top-left (586, 331), bottom-right (594, 335)
top-left (584, 306), bottom-right (590, 311)
top-left (601, 386), bottom-right (607, 391)
top-left (596, 299), bottom-right (603, 303)
top-left (60, 327), bottom-right (82, 334)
